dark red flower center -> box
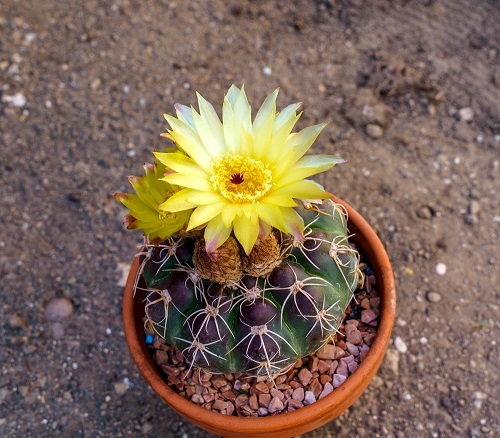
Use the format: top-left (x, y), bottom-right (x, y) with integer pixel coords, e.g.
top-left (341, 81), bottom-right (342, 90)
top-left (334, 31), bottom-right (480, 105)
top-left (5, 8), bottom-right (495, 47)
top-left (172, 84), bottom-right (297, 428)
top-left (230, 173), bottom-right (244, 185)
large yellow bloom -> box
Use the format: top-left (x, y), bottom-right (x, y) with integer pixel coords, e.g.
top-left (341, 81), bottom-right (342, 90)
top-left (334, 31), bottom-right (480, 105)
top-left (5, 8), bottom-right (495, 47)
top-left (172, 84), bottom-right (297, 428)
top-left (155, 85), bottom-right (344, 254)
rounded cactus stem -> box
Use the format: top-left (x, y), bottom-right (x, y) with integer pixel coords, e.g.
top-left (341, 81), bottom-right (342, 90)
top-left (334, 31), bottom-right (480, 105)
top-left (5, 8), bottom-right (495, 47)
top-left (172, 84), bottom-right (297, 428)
top-left (138, 199), bottom-right (360, 378)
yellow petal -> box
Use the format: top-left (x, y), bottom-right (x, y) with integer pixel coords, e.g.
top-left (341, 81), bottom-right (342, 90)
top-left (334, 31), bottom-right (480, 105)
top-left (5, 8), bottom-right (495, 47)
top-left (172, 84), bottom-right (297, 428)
top-left (225, 84), bottom-right (242, 106)
top-left (233, 86), bottom-right (252, 127)
top-left (222, 99), bottom-right (239, 155)
top-left (266, 112), bottom-right (302, 165)
top-left (221, 204), bottom-right (241, 227)
top-left (253, 89), bottom-right (278, 161)
top-left (187, 191), bottom-right (226, 206)
top-left (161, 173), bottom-right (212, 192)
top-left (174, 103), bottom-right (195, 128)
top-left (233, 213), bottom-right (259, 255)
top-left (164, 114), bottom-right (204, 153)
top-left (192, 96), bottom-right (226, 158)
top-left (168, 130), bottom-right (212, 171)
top-left (261, 193), bottom-right (298, 207)
top-left (256, 203), bottom-right (287, 233)
top-left (197, 92), bottom-right (225, 144)
top-left (159, 189), bottom-right (197, 212)
top-left (273, 102), bottom-right (301, 133)
top-left (154, 152), bottom-right (208, 178)
top-left (239, 126), bottom-right (254, 157)
top-left (242, 203), bottom-right (258, 221)
top-left (274, 123), bottom-right (326, 179)
top-left (223, 87), bottom-right (252, 155)
top-left (258, 220), bottom-right (272, 241)
top-left (187, 202), bottom-right (226, 230)
top-left (282, 207), bottom-right (305, 241)
top-left (273, 179), bottom-right (330, 200)
top-left (276, 155), bottom-right (345, 187)
top-left (204, 214), bottom-right (233, 253)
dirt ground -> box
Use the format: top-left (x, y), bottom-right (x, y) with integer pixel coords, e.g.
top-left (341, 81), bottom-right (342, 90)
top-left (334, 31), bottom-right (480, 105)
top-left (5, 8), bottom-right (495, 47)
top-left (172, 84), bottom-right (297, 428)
top-left (1, 1), bottom-right (499, 437)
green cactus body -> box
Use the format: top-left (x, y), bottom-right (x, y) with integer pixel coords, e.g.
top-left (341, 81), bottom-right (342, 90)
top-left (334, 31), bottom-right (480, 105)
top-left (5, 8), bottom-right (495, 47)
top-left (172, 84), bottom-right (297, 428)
top-left (137, 199), bottom-right (360, 378)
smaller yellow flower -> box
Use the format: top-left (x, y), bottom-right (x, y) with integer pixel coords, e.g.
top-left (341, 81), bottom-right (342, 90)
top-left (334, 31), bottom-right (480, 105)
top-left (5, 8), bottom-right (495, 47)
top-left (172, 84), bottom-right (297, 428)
top-left (114, 160), bottom-right (191, 244)
top-left (156, 85), bottom-right (345, 254)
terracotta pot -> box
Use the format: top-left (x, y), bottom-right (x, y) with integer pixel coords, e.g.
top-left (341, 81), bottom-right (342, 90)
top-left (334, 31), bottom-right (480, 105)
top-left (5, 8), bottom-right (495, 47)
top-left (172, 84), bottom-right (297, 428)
top-left (123, 195), bottom-right (396, 438)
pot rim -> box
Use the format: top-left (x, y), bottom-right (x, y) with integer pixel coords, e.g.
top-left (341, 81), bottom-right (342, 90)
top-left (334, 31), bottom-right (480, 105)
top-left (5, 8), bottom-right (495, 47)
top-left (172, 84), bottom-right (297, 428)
top-left (123, 195), bottom-right (396, 436)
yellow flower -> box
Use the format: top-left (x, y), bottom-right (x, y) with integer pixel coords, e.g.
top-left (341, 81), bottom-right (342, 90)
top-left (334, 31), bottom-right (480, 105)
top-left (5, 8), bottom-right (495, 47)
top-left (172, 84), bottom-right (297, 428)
top-left (155, 85), bottom-right (344, 254)
top-left (114, 160), bottom-right (191, 244)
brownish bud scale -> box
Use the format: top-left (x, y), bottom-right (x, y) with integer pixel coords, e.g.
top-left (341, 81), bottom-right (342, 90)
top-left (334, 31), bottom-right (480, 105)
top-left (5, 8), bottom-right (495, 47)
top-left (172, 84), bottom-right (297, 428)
top-left (193, 236), bottom-right (243, 284)
top-left (242, 232), bottom-right (283, 277)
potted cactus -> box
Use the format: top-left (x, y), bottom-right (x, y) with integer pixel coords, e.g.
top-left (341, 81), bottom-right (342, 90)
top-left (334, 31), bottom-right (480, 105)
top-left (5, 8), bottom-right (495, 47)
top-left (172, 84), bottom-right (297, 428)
top-left (116, 86), bottom-right (395, 437)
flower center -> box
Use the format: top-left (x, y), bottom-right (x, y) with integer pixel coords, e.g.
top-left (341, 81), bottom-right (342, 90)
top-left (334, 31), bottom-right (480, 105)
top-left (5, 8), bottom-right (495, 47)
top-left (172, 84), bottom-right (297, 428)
top-left (210, 154), bottom-right (273, 203)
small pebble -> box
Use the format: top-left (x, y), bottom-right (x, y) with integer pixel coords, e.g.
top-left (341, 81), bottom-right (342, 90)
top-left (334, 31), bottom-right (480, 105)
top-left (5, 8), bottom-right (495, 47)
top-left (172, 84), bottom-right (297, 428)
top-left (249, 394), bottom-right (259, 410)
top-left (257, 407), bottom-right (268, 416)
top-left (333, 374), bottom-right (347, 388)
top-left (468, 200), bottom-right (481, 216)
top-left (361, 309), bottom-right (377, 324)
top-left (366, 123), bottom-right (384, 139)
top-left (2, 92), bottom-right (27, 107)
top-left (259, 393), bottom-right (271, 407)
top-left (435, 263), bottom-right (447, 275)
top-left (319, 382), bottom-right (334, 399)
top-left (316, 344), bottom-right (336, 360)
top-left (141, 422), bottom-right (153, 434)
top-left (370, 375), bottom-right (384, 388)
top-left (262, 66), bottom-right (272, 76)
top-left (317, 360), bottom-right (331, 374)
top-left (394, 336), bottom-right (408, 354)
top-left (458, 107), bottom-right (474, 122)
top-left (309, 379), bottom-right (323, 399)
top-left (291, 387), bottom-right (304, 401)
top-left (346, 330), bottom-right (362, 345)
top-left (384, 349), bottom-right (400, 373)
top-left (464, 214), bottom-right (478, 225)
top-left (336, 361), bottom-right (349, 377)
top-left (114, 382), bottom-right (128, 396)
top-left (8, 314), bottom-right (24, 329)
top-left (303, 391), bottom-right (316, 405)
top-left (334, 346), bottom-right (346, 360)
top-left (426, 292), bottom-right (442, 303)
top-left (298, 368), bottom-right (313, 386)
top-left (346, 342), bottom-right (359, 357)
top-left (417, 206), bottom-right (433, 220)
top-left (268, 396), bottom-right (284, 413)
top-left (288, 399), bottom-right (304, 410)
top-left (44, 297), bottom-right (74, 321)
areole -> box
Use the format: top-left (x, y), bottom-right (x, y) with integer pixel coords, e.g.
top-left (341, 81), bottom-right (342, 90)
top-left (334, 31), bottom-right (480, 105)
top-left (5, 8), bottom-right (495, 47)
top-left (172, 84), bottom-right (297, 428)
top-left (122, 195), bottom-right (396, 438)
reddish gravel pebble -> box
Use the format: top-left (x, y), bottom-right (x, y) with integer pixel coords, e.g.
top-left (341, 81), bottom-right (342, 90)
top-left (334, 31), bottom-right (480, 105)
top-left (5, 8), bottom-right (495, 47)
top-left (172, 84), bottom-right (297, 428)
top-left (298, 368), bottom-right (313, 386)
top-left (333, 374), bottom-right (347, 388)
top-left (292, 387), bottom-right (304, 401)
top-left (268, 396), bottom-right (284, 413)
top-left (346, 330), bottom-right (362, 344)
top-left (361, 309), bottom-right (377, 324)
top-left (319, 382), bottom-right (334, 399)
top-left (316, 344), bottom-right (336, 360)
top-left (303, 391), bottom-right (316, 405)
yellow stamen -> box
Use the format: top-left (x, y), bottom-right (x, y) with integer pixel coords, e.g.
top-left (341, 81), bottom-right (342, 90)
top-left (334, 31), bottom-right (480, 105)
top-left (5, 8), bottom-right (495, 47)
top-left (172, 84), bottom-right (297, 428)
top-left (158, 211), bottom-right (176, 220)
top-left (210, 154), bottom-right (273, 203)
